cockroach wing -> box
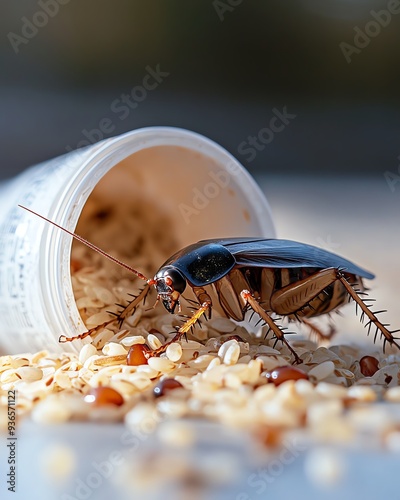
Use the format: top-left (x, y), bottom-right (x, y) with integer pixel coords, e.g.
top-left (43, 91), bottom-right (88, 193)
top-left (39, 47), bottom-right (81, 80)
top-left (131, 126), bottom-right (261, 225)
top-left (162, 242), bottom-right (236, 286)
top-left (200, 238), bottom-right (375, 280)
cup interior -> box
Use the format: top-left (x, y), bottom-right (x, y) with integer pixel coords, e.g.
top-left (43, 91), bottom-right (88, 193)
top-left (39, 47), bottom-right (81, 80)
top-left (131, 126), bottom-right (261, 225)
top-left (52, 133), bottom-right (277, 352)
top-left (77, 144), bottom-right (275, 256)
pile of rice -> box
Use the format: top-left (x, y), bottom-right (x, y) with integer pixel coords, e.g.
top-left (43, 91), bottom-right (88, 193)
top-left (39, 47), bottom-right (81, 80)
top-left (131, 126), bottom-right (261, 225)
top-left (2, 289), bottom-right (400, 452)
top-left (1, 200), bottom-right (400, 453)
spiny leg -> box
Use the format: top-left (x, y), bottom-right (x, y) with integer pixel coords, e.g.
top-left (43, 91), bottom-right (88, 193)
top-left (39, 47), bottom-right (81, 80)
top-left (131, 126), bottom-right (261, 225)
top-left (112, 285), bottom-right (150, 327)
top-left (337, 271), bottom-right (400, 350)
top-left (150, 302), bottom-right (211, 356)
top-left (241, 290), bottom-right (301, 364)
top-left (59, 285), bottom-right (150, 343)
top-left (270, 267), bottom-right (339, 315)
top-left (59, 320), bottom-right (114, 343)
top-left (301, 317), bottom-right (336, 342)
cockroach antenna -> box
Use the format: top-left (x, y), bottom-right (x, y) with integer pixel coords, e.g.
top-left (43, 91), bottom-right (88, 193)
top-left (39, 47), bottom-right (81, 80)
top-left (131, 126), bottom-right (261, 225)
top-left (18, 205), bottom-right (149, 282)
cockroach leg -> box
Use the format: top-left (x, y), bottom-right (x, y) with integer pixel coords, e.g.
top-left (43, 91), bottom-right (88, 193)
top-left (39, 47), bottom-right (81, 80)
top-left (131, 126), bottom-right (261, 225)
top-left (59, 320), bottom-right (115, 343)
top-left (59, 285), bottom-right (151, 344)
top-left (240, 290), bottom-right (302, 364)
top-left (149, 302), bottom-right (211, 357)
top-left (112, 285), bottom-right (151, 327)
top-left (337, 271), bottom-right (400, 350)
top-left (177, 302), bottom-right (211, 335)
top-left (151, 288), bottom-right (212, 355)
top-left (301, 318), bottom-right (336, 341)
top-left (270, 268), bottom-right (338, 315)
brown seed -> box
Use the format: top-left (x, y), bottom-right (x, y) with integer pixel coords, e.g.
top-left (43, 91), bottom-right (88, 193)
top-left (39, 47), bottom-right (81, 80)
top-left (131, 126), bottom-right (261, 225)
top-left (127, 344), bottom-right (149, 366)
top-left (255, 425), bottom-right (283, 448)
top-left (84, 386), bottom-right (124, 406)
top-left (265, 366), bottom-right (308, 386)
top-left (359, 356), bottom-right (379, 377)
top-left (153, 378), bottom-right (183, 398)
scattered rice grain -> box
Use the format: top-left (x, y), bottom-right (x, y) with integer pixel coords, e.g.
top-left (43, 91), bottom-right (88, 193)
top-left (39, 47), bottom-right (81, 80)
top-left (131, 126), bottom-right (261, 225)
top-left (308, 361), bottom-right (335, 381)
top-left (102, 342), bottom-right (128, 357)
top-left (147, 357), bottom-right (176, 373)
top-left (121, 335), bottom-right (146, 347)
top-left (384, 386), bottom-right (400, 402)
top-left (79, 344), bottom-right (98, 364)
top-left (166, 343), bottom-right (182, 362)
top-left (209, 317), bottom-right (237, 333)
top-left (347, 385), bottom-right (377, 402)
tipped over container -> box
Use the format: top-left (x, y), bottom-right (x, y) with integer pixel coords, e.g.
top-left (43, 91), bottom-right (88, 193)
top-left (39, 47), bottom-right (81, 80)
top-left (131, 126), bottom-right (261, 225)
top-left (0, 127), bottom-right (275, 354)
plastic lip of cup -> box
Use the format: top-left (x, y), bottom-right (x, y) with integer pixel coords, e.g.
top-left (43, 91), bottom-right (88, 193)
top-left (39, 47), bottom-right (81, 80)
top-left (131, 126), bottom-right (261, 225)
top-left (0, 126), bottom-right (276, 354)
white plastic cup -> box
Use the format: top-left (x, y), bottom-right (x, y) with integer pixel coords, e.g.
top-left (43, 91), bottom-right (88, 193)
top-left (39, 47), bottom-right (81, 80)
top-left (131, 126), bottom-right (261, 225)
top-left (0, 127), bottom-right (275, 354)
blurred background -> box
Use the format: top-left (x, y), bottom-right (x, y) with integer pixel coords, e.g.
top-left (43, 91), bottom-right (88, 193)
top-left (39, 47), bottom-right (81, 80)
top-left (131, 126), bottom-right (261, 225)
top-left (1, 0), bottom-right (400, 340)
top-left (1, 0), bottom-right (400, 179)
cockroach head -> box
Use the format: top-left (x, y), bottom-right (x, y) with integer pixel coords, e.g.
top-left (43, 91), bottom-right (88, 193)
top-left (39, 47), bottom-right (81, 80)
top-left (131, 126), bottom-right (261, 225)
top-left (153, 266), bottom-right (187, 313)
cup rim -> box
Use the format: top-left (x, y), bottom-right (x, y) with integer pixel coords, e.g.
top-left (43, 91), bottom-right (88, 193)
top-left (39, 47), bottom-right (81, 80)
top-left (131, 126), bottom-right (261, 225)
top-left (72, 126), bottom-right (276, 237)
top-left (45, 126), bottom-right (276, 351)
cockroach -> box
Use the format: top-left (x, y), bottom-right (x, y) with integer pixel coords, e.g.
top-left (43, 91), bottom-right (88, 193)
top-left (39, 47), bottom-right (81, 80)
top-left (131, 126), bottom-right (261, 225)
top-left (19, 205), bottom-right (400, 364)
